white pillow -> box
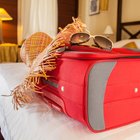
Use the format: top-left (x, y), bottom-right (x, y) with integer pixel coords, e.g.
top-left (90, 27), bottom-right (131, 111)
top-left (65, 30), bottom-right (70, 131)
top-left (114, 39), bottom-right (140, 48)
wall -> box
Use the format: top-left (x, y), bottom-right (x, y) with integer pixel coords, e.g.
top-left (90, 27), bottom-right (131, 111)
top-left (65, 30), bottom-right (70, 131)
top-left (122, 0), bottom-right (140, 22)
top-left (121, 0), bottom-right (140, 39)
top-left (0, 0), bottom-right (17, 43)
top-left (78, 0), bottom-right (140, 42)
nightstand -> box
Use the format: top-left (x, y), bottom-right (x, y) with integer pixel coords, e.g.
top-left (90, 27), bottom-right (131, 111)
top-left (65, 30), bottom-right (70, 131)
top-left (0, 43), bottom-right (20, 63)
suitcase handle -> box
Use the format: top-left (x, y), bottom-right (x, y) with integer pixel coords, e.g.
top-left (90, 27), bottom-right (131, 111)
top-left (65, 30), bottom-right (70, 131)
top-left (67, 44), bottom-right (140, 54)
top-left (59, 45), bottom-right (140, 60)
top-left (67, 45), bottom-right (112, 53)
top-left (43, 97), bottom-right (63, 112)
top-left (42, 79), bottom-right (58, 89)
top-left (42, 90), bottom-right (67, 114)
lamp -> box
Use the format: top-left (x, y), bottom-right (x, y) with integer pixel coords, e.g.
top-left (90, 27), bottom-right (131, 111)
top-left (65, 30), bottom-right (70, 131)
top-left (103, 25), bottom-right (113, 38)
top-left (0, 8), bottom-right (13, 43)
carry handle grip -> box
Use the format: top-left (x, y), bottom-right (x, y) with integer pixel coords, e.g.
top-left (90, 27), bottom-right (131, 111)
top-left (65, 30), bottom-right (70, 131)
top-left (42, 90), bottom-right (67, 114)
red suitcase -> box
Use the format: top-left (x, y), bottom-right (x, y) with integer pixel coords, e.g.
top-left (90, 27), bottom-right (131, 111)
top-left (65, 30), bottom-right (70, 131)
top-left (39, 46), bottom-right (140, 132)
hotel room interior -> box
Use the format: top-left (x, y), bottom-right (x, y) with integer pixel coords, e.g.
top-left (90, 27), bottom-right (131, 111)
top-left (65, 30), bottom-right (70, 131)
top-left (0, 0), bottom-right (140, 140)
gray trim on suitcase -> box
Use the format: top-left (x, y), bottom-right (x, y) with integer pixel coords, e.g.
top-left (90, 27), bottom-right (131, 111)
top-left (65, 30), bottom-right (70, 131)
top-left (88, 61), bottom-right (116, 131)
top-left (42, 79), bottom-right (58, 88)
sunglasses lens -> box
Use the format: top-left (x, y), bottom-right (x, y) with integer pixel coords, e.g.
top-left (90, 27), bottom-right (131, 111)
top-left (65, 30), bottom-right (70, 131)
top-left (94, 36), bottom-right (112, 50)
top-left (70, 33), bottom-right (90, 44)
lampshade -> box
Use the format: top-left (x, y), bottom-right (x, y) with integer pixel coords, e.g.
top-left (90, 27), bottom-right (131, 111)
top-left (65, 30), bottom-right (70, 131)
top-left (0, 8), bottom-right (13, 21)
top-left (103, 25), bottom-right (113, 35)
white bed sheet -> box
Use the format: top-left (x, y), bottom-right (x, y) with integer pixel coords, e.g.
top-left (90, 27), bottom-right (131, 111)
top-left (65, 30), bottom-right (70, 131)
top-left (1, 63), bottom-right (140, 140)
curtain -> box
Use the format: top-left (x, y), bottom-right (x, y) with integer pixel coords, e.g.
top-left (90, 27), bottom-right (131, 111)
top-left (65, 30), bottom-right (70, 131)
top-left (18, 0), bottom-right (58, 44)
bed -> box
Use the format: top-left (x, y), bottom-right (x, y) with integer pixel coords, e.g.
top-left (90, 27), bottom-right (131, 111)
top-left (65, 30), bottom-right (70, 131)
top-left (116, 0), bottom-right (140, 41)
top-left (0, 56), bottom-right (140, 140)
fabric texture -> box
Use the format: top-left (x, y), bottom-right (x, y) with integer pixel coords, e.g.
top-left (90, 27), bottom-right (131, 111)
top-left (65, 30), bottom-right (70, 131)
top-left (20, 32), bottom-right (52, 67)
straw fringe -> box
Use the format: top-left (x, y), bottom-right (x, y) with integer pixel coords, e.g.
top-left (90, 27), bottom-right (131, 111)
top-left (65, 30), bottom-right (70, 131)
top-left (12, 18), bottom-right (87, 109)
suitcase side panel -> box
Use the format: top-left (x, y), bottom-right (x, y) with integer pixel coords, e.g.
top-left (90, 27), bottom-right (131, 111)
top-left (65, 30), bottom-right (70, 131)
top-left (41, 58), bottom-right (95, 123)
top-left (104, 59), bottom-right (140, 129)
top-left (87, 61), bottom-right (117, 131)
top-left (86, 59), bottom-right (140, 132)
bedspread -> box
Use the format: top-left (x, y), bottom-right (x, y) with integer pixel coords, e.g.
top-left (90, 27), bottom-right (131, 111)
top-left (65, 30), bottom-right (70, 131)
top-left (1, 63), bottom-right (140, 140)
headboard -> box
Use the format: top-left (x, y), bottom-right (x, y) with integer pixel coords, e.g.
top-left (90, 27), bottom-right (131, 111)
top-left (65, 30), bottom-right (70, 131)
top-left (116, 0), bottom-right (140, 41)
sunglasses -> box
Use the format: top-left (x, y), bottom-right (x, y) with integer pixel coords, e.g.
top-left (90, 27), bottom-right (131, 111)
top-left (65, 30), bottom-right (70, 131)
top-left (70, 32), bottom-right (113, 50)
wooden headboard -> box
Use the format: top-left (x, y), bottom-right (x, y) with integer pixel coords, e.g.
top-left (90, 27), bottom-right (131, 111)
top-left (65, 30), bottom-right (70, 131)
top-left (116, 0), bottom-right (140, 41)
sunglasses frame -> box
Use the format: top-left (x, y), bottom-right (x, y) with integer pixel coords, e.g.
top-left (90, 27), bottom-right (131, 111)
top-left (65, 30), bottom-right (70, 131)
top-left (70, 32), bottom-right (113, 50)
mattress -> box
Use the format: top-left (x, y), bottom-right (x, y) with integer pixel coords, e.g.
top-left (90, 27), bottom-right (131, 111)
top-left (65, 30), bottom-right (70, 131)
top-left (1, 63), bottom-right (140, 140)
